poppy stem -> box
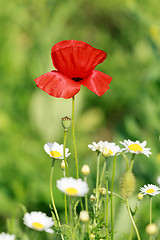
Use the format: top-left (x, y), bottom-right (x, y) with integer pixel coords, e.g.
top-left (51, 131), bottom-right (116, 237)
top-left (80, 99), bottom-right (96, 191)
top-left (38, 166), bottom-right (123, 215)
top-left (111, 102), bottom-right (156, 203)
top-left (63, 129), bottom-right (68, 177)
top-left (72, 96), bottom-right (79, 179)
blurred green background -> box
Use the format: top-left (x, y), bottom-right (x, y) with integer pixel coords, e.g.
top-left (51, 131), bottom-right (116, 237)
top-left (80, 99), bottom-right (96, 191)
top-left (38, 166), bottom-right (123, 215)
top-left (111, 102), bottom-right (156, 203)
top-left (0, 0), bottom-right (160, 239)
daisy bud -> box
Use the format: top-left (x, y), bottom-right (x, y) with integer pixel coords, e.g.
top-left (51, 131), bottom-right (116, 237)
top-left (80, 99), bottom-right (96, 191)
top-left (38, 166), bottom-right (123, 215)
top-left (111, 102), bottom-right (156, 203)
top-left (99, 188), bottom-right (107, 195)
top-left (89, 194), bottom-right (96, 202)
top-left (120, 171), bottom-right (136, 199)
top-left (90, 233), bottom-right (95, 239)
top-left (137, 193), bottom-right (143, 200)
top-left (60, 160), bottom-right (66, 170)
top-left (146, 223), bottom-right (158, 235)
top-left (81, 165), bottom-right (90, 176)
top-left (79, 210), bottom-right (89, 222)
top-left (61, 116), bottom-right (71, 130)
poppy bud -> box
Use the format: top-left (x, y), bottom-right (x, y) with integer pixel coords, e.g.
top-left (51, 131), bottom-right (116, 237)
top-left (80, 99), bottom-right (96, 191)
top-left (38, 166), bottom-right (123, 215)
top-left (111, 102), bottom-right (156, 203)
top-left (81, 165), bottom-right (90, 176)
top-left (146, 223), bottom-right (158, 235)
top-left (120, 171), bottom-right (135, 199)
top-left (79, 210), bottom-right (89, 222)
top-left (61, 116), bottom-right (71, 130)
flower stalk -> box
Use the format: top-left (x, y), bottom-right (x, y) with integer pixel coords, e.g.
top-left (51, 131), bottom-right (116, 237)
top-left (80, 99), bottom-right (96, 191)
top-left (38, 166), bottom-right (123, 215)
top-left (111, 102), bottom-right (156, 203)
top-left (72, 96), bottom-right (79, 179)
top-left (126, 198), bottom-right (141, 240)
top-left (50, 159), bottom-right (64, 240)
top-left (111, 155), bottom-right (117, 240)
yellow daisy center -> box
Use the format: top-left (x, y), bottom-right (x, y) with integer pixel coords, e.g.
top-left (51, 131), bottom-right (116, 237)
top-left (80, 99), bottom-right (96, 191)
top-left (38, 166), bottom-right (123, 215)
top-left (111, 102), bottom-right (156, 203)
top-left (32, 222), bottom-right (44, 230)
top-left (146, 189), bottom-right (155, 194)
top-left (103, 148), bottom-right (113, 157)
top-left (66, 187), bottom-right (78, 196)
top-left (128, 144), bottom-right (143, 152)
top-left (50, 151), bottom-right (62, 158)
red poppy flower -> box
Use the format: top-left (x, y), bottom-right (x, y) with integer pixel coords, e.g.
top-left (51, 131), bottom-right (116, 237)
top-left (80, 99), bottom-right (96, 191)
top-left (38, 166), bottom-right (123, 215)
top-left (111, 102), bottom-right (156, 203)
top-left (35, 40), bottom-right (112, 99)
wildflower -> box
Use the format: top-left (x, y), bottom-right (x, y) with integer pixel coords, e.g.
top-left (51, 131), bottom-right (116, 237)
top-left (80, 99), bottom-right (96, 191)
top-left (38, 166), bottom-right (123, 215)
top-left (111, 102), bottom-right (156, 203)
top-left (0, 233), bottom-right (16, 240)
top-left (79, 210), bottom-right (89, 222)
top-left (88, 141), bottom-right (104, 153)
top-left (102, 141), bottom-right (121, 157)
top-left (44, 142), bottom-right (71, 159)
top-left (81, 165), bottom-right (90, 176)
top-left (23, 211), bottom-right (54, 233)
top-left (140, 184), bottom-right (160, 196)
top-left (56, 177), bottom-right (89, 196)
top-left (35, 40), bottom-right (112, 99)
top-left (146, 223), bottom-right (158, 235)
top-left (120, 139), bottom-right (151, 157)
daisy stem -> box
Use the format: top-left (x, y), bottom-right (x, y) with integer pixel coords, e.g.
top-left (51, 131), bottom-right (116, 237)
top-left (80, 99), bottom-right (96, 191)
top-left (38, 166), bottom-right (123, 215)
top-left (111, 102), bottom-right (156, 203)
top-left (149, 197), bottom-right (152, 225)
top-left (149, 197), bottom-right (153, 240)
top-left (50, 160), bottom-right (64, 240)
top-left (129, 154), bottom-right (136, 172)
top-left (95, 152), bottom-right (100, 213)
top-left (122, 153), bottom-right (129, 171)
top-left (126, 198), bottom-right (141, 240)
top-left (84, 176), bottom-right (88, 211)
top-left (63, 129), bottom-right (68, 177)
top-left (69, 197), bottom-right (73, 227)
top-left (72, 96), bottom-right (79, 179)
top-left (105, 159), bottom-right (109, 240)
top-left (111, 155), bottom-right (117, 240)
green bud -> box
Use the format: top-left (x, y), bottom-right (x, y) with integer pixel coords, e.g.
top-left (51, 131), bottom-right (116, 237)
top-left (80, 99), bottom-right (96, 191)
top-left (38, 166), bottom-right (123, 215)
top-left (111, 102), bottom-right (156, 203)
top-left (120, 171), bottom-right (136, 199)
top-left (61, 116), bottom-right (71, 130)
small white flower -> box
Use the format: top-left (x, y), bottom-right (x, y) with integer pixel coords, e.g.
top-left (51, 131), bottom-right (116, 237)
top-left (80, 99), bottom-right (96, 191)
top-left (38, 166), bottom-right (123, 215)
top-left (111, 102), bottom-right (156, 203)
top-left (140, 184), bottom-right (160, 196)
top-left (120, 139), bottom-right (151, 157)
top-left (57, 177), bottom-right (89, 196)
top-left (0, 233), bottom-right (15, 240)
top-left (23, 211), bottom-right (54, 233)
top-left (88, 141), bottom-right (104, 153)
top-left (102, 141), bottom-right (121, 157)
top-left (44, 142), bottom-right (71, 159)
top-left (157, 176), bottom-right (160, 185)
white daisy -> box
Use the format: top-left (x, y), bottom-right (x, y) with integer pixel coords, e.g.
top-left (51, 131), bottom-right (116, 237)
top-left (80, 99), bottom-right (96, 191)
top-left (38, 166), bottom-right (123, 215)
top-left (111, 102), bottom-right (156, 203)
top-left (56, 177), bottom-right (89, 196)
top-left (44, 142), bottom-right (71, 159)
top-left (23, 211), bottom-right (54, 233)
top-left (88, 141), bottom-right (104, 153)
top-left (0, 233), bottom-right (15, 240)
top-left (140, 184), bottom-right (160, 196)
top-left (102, 141), bottom-right (121, 157)
top-left (120, 139), bottom-right (151, 157)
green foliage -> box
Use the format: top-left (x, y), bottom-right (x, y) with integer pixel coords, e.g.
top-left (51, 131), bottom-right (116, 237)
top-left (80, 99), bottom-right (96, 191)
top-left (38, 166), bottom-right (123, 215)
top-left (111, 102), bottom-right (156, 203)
top-left (0, 0), bottom-right (160, 239)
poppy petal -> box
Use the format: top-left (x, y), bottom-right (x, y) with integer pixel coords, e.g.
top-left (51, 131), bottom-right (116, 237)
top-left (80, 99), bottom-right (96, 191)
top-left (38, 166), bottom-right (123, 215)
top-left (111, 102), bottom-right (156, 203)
top-left (51, 40), bottom-right (107, 79)
top-left (80, 70), bottom-right (112, 97)
top-left (34, 71), bottom-right (81, 99)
